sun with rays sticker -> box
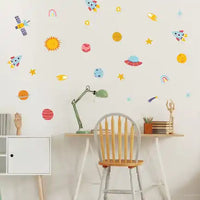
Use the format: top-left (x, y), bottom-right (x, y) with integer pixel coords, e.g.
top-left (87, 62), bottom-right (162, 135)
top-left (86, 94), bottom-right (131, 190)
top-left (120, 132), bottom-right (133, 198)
top-left (45, 37), bottom-right (60, 51)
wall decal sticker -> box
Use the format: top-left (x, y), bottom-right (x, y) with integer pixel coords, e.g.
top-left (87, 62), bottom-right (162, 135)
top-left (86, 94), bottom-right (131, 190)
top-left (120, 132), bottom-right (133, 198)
top-left (85, 0), bottom-right (100, 12)
top-left (56, 74), bottom-right (67, 81)
top-left (147, 13), bottom-right (157, 21)
top-left (116, 6), bottom-right (121, 12)
top-left (146, 38), bottom-right (153, 44)
top-left (45, 37), bottom-right (60, 51)
top-left (81, 43), bottom-right (91, 52)
top-left (42, 109), bottom-right (54, 120)
top-left (94, 68), bottom-right (104, 78)
top-left (148, 96), bottom-right (158, 102)
top-left (85, 20), bottom-right (90, 26)
top-left (30, 69), bottom-right (36, 76)
top-left (160, 75), bottom-right (169, 83)
top-left (178, 10), bottom-right (183, 16)
top-left (124, 56), bottom-right (142, 66)
top-left (112, 32), bottom-right (122, 42)
top-left (172, 30), bottom-right (187, 41)
top-left (177, 53), bottom-right (187, 63)
top-left (18, 90), bottom-right (29, 100)
top-left (118, 73), bottom-right (124, 80)
top-left (186, 92), bottom-right (191, 97)
top-left (8, 55), bottom-right (22, 68)
top-left (15, 16), bottom-right (30, 36)
top-left (48, 9), bottom-right (57, 17)
top-left (127, 97), bottom-right (132, 102)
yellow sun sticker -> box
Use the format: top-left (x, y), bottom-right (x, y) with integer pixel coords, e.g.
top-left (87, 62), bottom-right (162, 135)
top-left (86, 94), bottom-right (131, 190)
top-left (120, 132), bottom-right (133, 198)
top-left (45, 37), bottom-right (60, 51)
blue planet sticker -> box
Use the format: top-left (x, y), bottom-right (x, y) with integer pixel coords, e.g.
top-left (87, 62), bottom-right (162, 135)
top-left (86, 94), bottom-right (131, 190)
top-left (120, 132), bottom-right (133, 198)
top-left (94, 68), bottom-right (104, 78)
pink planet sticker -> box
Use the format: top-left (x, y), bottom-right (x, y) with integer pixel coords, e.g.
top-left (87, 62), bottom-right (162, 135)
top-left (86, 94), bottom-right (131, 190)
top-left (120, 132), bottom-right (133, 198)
top-left (81, 43), bottom-right (91, 52)
top-left (42, 109), bottom-right (54, 120)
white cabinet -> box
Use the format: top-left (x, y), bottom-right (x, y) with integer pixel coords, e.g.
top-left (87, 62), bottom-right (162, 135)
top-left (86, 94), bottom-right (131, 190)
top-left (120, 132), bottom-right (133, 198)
top-left (0, 136), bottom-right (51, 175)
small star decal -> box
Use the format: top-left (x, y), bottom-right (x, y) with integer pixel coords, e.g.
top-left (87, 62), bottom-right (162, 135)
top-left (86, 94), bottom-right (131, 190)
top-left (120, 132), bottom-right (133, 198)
top-left (118, 73), bottom-right (124, 80)
top-left (146, 38), bottom-right (153, 45)
top-left (30, 69), bottom-right (36, 76)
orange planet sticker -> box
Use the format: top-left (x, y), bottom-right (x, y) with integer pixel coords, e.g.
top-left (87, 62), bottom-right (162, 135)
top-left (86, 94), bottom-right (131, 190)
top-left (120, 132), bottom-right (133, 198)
top-left (177, 53), bottom-right (187, 63)
top-left (112, 32), bottom-right (122, 42)
top-left (18, 90), bottom-right (29, 100)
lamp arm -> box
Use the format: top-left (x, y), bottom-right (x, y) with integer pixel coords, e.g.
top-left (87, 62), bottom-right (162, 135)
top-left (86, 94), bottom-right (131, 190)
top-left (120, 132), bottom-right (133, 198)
top-left (71, 86), bottom-right (95, 131)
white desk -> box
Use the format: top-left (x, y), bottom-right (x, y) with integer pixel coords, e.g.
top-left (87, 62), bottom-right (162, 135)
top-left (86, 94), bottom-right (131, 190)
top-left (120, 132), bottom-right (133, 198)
top-left (65, 133), bottom-right (184, 200)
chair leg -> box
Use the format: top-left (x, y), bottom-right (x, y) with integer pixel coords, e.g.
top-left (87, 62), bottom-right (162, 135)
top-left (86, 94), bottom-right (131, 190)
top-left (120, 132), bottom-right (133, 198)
top-left (129, 168), bottom-right (136, 200)
top-left (98, 167), bottom-right (107, 200)
top-left (136, 166), bottom-right (145, 200)
top-left (104, 167), bottom-right (111, 200)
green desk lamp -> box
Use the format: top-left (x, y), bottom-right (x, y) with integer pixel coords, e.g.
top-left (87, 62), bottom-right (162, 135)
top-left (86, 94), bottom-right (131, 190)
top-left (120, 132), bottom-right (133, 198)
top-left (71, 85), bottom-right (108, 134)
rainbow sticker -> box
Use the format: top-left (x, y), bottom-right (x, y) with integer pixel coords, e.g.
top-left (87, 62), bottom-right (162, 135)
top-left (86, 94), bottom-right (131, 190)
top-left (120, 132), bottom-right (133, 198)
top-left (160, 75), bottom-right (169, 83)
top-left (48, 9), bottom-right (57, 17)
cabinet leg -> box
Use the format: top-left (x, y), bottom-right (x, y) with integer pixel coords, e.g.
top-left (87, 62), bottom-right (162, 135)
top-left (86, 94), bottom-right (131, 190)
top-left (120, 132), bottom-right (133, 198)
top-left (37, 175), bottom-right (45, 200)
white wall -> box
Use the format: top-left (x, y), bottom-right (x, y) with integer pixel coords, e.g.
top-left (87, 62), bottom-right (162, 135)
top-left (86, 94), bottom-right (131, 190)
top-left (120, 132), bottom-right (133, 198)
top-left (0, 0), bottom-right (200, 199)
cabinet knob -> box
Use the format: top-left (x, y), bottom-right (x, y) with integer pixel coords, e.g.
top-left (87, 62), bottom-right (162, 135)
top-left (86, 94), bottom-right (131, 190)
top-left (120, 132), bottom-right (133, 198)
top-left (10, 154), bottom-right (14, 157)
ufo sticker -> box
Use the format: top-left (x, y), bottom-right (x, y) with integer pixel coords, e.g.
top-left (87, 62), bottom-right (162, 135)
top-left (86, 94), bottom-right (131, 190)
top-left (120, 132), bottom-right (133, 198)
top-left (124, 56), bottom-right (142, 66)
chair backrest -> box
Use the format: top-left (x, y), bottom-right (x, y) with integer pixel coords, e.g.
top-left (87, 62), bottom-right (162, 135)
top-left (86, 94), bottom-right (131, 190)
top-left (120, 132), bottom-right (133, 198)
top-left (94, 113), bottom-right (141, 163)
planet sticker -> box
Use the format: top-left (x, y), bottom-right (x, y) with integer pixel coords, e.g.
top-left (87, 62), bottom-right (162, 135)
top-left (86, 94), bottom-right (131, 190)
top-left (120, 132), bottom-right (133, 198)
top-left (94, 68), bottom-right (104, 78)
top-left (112, 32), bottom-right (122, 42)
top-left (82, 43), bottom-right (91, 52)
top-left (42, 109), bottom-right (54, 120)
top-left (18, 90), bottom-right (29, 100)
top-left (177, 53), bottom-right (187, 63)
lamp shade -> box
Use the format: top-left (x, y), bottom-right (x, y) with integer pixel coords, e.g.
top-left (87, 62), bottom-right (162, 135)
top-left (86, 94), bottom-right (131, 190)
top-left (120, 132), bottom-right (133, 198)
top-left (95, 89), bottom-right (108, 98)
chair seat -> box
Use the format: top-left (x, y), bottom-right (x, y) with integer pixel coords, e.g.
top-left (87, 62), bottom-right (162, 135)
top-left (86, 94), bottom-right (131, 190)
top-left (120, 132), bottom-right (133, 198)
top-left (99, 159), bottom-right (144, 167)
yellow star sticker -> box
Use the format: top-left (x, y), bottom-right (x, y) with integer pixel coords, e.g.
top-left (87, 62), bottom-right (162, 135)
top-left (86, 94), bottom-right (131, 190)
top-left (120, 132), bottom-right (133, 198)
top-left (146, 38), bottom-right (153, 44)
top-left (118, 73), bottom-right (124, 80)
top-left (116, 6), bottom-right (121, 12)
top-left (85, 20), bottom-right (90, 26)
top-left (30, 69), bottom-right (36, 76)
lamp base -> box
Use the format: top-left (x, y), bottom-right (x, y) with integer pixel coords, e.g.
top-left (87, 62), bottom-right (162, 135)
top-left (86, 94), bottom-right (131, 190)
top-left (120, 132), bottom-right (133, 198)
top-left (76, 129), bottom-right (92, 134)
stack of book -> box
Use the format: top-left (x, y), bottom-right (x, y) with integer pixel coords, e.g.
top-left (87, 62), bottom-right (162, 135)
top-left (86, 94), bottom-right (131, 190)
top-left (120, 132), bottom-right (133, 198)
top-left (152, 121), bottom-right (173, 134)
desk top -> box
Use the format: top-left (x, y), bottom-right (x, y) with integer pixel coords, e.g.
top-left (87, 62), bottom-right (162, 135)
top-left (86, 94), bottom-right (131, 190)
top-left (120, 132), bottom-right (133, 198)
top-left (65, 133), bottom-right (184, 137)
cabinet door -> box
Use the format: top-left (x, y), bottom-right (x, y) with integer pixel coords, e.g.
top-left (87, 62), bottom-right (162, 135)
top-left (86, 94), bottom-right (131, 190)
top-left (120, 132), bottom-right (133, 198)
top-left (8, 137), bottom-right (50, 175)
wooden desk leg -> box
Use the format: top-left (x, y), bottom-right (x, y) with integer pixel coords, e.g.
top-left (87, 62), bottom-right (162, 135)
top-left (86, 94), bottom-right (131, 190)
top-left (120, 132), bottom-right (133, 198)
top-left (37, 175), bottom-right (45, 200)
top-left (155, 137), bottom-right (171, 200)
top-left (73, 138), bottom-right (90, 200)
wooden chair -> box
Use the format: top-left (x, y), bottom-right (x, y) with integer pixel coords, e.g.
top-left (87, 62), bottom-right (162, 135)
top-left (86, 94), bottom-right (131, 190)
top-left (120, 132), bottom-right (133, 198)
top-left (94, 113), bottom-right (144, 200)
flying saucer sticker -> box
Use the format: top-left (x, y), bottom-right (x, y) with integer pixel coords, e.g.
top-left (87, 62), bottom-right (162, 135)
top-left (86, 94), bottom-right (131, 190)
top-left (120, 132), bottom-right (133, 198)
top-left (42, 109), bottom-right (54, 120)
top-left (160, 75), bottom-right (169, 83)
top-left (18, 90), bottom-right (29, 100)
top-left (94, 68), bottom-right (104, 78)
top-left (124, 56), bottom-right (142, 66)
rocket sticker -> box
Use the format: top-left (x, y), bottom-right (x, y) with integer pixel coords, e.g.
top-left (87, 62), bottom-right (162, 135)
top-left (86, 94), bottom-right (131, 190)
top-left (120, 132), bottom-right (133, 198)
top-left (85, 0), bottom-right (100, 12)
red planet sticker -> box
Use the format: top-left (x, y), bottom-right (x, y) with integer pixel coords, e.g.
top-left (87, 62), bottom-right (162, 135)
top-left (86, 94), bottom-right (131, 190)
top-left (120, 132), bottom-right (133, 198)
top-left (81, 43), bottom-right (91, 52)
top-left (42, 109), bottom-right (54, 120)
